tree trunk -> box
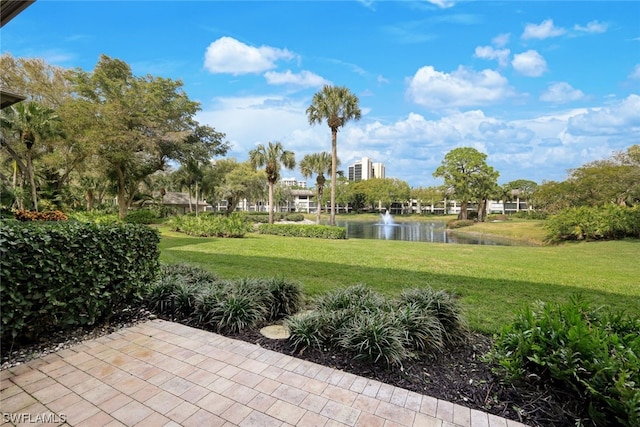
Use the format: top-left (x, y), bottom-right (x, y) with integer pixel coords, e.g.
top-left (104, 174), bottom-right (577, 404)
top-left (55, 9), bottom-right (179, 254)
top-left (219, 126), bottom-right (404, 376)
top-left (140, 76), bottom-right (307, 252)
top-left (25, 149), bottom-right (38, 211)
top-left (115, 166), bottom-right (128, 219)
top-left (458, 200), bottom-right (468, 220)
top-left (268, 181), bottom-right (275, 224)
top-left (316, 190), bottom-right (322, 225)
top-left (330, 128), bottom-right (337, 226)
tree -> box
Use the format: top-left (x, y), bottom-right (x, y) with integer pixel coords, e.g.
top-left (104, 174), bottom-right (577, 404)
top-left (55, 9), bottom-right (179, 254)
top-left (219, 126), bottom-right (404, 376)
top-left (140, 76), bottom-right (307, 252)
top-left (433, 147), bottom-right (499, 220)
top-left (306, 85), bottom-right (361, 226)
top-left (214, 160), bottom-right (266, 214)
top-left (356, 178), bottom-right (411, 212)
top-left (249, 141), bottom-right (295, 224)
top-left (299, 151), bottom-right (336, 224)
top-left (72, 55), bottom-right (227, 219)
top-left (411, 186), bottom-right (444, 214)
top-left (0, 101), bottom-right (62, 211)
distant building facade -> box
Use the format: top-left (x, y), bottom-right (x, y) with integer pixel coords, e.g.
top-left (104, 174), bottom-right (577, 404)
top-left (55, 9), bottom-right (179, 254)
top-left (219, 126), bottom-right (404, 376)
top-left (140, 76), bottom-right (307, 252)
top-left (348, 157), bottom-right (386, 181)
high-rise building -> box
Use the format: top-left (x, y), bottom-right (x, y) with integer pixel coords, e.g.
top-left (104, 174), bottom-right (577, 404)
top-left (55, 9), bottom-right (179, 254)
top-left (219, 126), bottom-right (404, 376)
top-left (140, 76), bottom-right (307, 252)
top-left (348, 157), bottom-right (385, 181)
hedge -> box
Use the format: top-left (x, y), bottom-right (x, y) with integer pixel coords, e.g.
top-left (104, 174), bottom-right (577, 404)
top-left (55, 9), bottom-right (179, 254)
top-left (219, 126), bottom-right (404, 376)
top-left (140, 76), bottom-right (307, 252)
top-left (0, 221), bottom-right (160, 343)
top-left (257, 223), bottom-right (347, 239)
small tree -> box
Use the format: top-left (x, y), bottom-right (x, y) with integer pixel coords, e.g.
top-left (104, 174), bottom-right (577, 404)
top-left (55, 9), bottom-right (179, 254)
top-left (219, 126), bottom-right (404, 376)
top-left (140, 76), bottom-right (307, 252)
top-left (249, 141), bottom-right (295, 224)
top-left (299, 151), bottom-right (336, 224)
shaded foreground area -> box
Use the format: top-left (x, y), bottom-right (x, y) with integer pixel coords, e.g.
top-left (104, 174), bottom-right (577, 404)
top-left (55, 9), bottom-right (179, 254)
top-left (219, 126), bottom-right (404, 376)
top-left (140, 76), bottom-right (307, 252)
top-left (2, 308), bottom-right (572, 427)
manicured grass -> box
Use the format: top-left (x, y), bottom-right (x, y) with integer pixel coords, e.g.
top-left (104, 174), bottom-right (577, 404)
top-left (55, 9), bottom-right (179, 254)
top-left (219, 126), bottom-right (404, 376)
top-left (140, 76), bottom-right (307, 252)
top-left (451, 219), bottom-right (548, 245)
top-left (159, 226), bottom-right (640, 334)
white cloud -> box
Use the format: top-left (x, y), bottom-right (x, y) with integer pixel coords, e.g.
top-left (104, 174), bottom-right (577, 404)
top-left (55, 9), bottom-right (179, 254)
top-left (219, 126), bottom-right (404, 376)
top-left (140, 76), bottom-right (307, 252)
top-left (406, 66), bottom-right (515, 109)
top-left (522, 19), bottom-right (566, 40)
top-left (474, 46), bottom-right (511, 67)
top-left (492, 33), bottom-right (510, 48)
top-left (567, 94), bottom-right (640, 136)
top-left (512, 50), bottom-right (548, 77)
top-left (204, 36), bottom-right (295, 75)
top-left (377, 75), bottom-right (390, 84)
top-left (540, 82), bottom-right (585, 104)
top-left (629, 65), bottom-right (640, 80)
top-left (574, 20), bottom-right (607, 34)
top-left (425, 0), bottom-right (456, 9)
top-left (264, 70), bottom-right (330, 88)
top-left (195, 92), bottom-right (640, 187)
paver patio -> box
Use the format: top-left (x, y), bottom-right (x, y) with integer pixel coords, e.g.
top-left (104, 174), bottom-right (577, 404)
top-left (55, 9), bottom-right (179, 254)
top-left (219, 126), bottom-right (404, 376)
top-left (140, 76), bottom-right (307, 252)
top-left (0, 319), bottom-right (529, 426)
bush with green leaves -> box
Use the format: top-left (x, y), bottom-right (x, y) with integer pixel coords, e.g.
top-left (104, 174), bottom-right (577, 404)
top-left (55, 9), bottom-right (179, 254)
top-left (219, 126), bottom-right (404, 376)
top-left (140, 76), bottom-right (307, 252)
top-left (1, 221), bottom-right (159, 343)
top-left (257, 224), bottom-right (346, 239)
top-left (265, 277), bottom-right (304, 320)
top-left (167, 213), bottom-right (251, 237)
top-left (446, 219), bottom-right (475, 229)
top-left (545, 204), bottom-right (640, 242)
top-left (490, 296), bottom-right (640, 427)
top-left (68, 210), bottom-right (119, 224)
top-left (124, 209), bottom-right (159, 224)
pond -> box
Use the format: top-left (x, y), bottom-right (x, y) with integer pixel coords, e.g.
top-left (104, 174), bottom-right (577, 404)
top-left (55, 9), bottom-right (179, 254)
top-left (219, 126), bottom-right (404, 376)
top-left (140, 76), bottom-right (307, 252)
top-left (333, 216), bottom-right (519, 246)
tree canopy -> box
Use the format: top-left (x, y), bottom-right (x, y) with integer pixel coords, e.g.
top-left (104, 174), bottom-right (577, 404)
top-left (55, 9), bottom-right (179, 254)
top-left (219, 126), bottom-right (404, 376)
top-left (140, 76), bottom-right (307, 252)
top-left (433, 147), bottom-right (499, 220)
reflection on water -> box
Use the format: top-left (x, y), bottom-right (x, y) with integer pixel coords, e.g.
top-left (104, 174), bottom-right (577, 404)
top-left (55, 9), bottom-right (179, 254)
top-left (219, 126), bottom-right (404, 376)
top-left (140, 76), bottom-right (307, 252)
top-left (335, 220), bottom-right (517, 246)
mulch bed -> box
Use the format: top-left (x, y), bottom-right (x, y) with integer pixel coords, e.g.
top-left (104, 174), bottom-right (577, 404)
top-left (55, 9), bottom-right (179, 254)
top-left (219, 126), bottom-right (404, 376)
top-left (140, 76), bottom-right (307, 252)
top-left (1, 309), bottom-right (579, 427)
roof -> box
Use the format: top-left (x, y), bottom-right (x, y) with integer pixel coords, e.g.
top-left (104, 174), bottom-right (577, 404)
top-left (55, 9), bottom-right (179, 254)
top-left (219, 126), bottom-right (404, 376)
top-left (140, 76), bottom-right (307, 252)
top-left (1, 0), bottom-right (35, 27)
top-left (162, 192), bottom-right (210, 207)
top-left (0, 88), bottom-right (26, 109)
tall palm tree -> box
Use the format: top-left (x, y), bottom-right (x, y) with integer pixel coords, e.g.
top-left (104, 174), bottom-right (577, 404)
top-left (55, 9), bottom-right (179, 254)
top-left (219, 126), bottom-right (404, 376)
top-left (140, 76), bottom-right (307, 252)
top-left (249, 141), bottom-right (295, 224)
top-left (0, 101), bottom-right (61, 211)
top-left (299, 152), bottom-right (338, 224)
top-left (306, 85), bottom-right (361, 226)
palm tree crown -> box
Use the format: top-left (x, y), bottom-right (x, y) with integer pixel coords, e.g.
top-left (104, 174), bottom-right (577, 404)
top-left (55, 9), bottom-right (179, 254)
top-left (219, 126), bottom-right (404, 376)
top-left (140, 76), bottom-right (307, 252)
top-left (249, 141), bottom-right (295, 224)
top-left (306, 85), bottom-right (361, 225)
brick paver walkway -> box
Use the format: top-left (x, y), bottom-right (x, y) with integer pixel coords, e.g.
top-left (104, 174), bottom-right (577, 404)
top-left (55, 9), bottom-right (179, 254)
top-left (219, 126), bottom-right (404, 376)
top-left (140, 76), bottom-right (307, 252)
top-left (1, 319), bottom-right (529, 426)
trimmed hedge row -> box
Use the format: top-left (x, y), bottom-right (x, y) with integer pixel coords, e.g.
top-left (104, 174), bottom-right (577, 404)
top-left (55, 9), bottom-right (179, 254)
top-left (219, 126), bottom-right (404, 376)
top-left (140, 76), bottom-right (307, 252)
top-left (0, 221), bottom-right (160, 343)
top-left (257, 224), bottom-right (347, 239)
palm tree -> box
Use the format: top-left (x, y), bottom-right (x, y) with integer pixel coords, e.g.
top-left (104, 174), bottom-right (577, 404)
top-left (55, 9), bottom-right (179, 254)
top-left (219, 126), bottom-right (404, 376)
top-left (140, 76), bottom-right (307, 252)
top-left (306, 85), bottom-right (361, 226)
top-left (299, 152), bottom-right (338, 224)
top-left (0, 101), bottom-right (61, 211)
top-left (249, 141), bottom-right (295, 224)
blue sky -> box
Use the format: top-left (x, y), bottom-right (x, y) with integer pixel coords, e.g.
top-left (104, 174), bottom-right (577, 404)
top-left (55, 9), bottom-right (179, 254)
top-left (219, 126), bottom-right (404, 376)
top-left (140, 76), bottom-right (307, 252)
top-left (2, 0), bottom-right (639, 188)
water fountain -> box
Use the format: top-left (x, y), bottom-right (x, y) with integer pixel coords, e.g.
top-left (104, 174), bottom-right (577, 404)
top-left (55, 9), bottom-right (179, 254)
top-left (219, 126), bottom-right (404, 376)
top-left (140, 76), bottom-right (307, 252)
top-left (380, 211), bottom-right (395, 225)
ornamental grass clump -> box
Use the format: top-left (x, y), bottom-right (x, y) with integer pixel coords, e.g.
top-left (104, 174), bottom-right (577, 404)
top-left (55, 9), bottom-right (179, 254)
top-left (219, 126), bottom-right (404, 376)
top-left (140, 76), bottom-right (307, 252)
top-left (264, 277), bottom-right (304, 321)
top-left (397, 287), bottom-right (468, 346)
top-left (338, 310), bottom-right (407, 368)
top-left (286, 284), bottom-right (468, 369)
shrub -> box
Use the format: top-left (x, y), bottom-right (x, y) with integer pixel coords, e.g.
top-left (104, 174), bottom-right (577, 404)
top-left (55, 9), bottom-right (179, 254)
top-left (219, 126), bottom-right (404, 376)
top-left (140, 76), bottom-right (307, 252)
top-left (1, 221), bottom-right (159, 343)
top-left (446, 219), bottom-right (475, 229)
top-left (545, 205), bottom-right (640, 242)
top-left (396, 287), bottom-right (468, 345)
top-left (257, 223), bottom-right (346, 239)
top-left (206, 279), bottom-right (271, 333)
top-left (168, 213), bottom-right (251, 237)
top-left (287, 311), bottom-right (325, 350)
top-left (395, 302), bottom-right (444, 353)
top-left (490, 296), bottom-right (640, 427)
top-left (124, 209), bottom-right (159, 224)
top-left (265, 277), bottom-right (304, 321)
top-left (68, 211), bottom-right (119, 224)
top-left (288, 285), bottom-right (467, 369)
top-left (14, 209), bottom-right (68, 221)
top-left (338, 310), bottom-right (408, 368)
top-left (284, 213), bottom-right (305, 222)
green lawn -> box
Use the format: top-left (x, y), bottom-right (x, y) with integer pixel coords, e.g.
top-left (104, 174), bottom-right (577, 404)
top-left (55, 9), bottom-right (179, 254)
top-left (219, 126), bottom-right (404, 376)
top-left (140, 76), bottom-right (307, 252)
top-left (159, 226), bottom-right (640, 334)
